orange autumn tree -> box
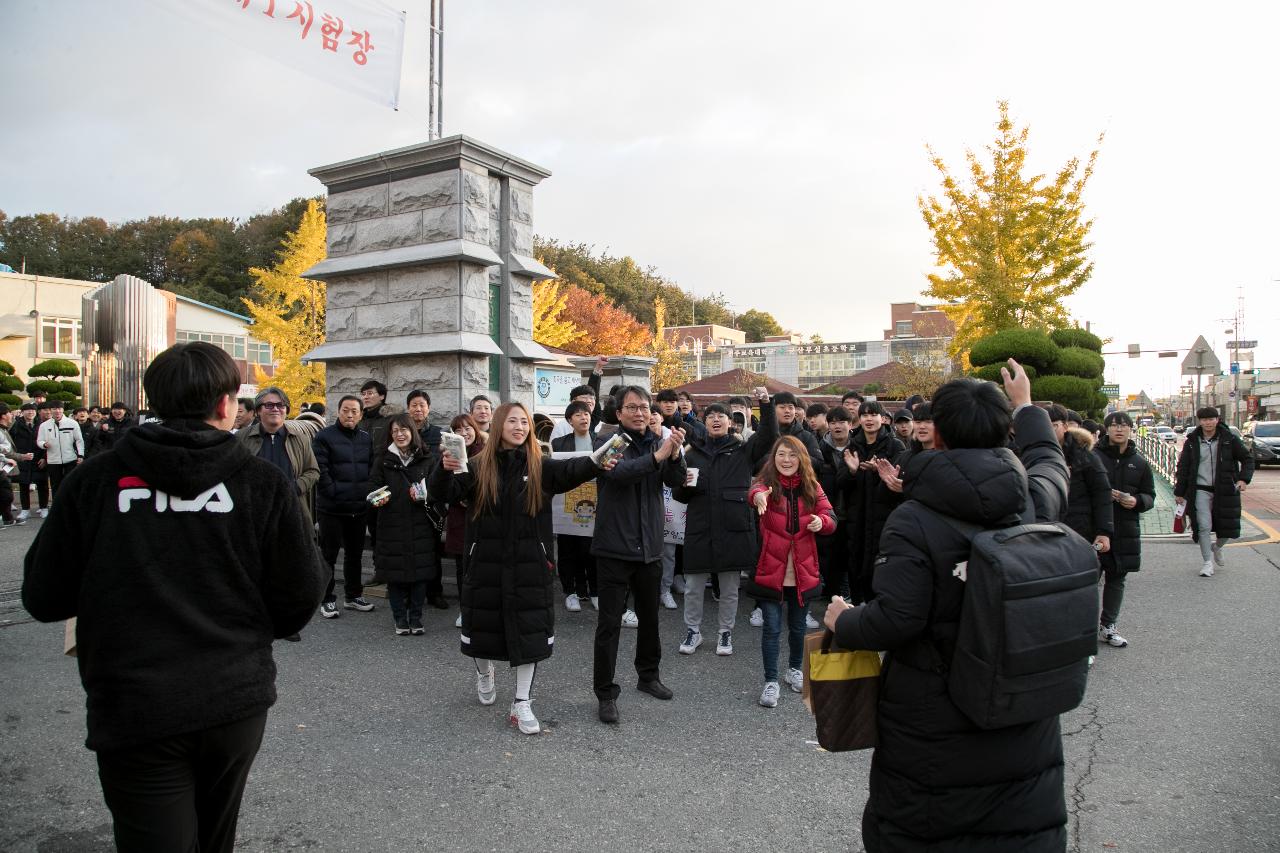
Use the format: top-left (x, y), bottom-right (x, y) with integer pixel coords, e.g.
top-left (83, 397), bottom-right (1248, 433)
top-left (556, 284), bottom-right (651, 357)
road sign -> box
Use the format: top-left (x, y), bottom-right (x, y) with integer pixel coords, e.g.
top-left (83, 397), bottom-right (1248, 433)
top-left (1158, 351), bottom-right (1178, 358)
top-left (1231, 362), bottom-right (1240, 375)
top-left (1228, 390), bottom-right (1237, 399)
top-left (1127, 344), bottom-right (1141, 358)
top-left (1101, 384), bottom-right (1120, 399)
top-left (1181, 336), bottom-right (1221, 375)
top-left (1226, 340), bottom-right (1258, 349)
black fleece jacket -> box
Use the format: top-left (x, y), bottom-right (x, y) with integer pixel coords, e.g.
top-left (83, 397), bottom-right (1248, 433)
top-left (22, 420), bottom-right (325, 751)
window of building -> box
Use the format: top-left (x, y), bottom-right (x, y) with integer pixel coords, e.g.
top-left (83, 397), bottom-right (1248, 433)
top-left (894, 320), bottom-right (914, 337)
top-left (40, 317), bottom-right (80, 356)
top-left (176, 330), bottom-right (247, 360)
top-left (247, 339), bottom-right (272, 365)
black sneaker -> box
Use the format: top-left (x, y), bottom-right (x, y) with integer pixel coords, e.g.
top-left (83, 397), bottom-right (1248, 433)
top-left (320, 601), bottom-right (339, 619)
top-left (394, 620), bottom-right (410, 636)
top-left (409, 619), bottom-right (425, 636)
top-left (344, 597), bottom-right (375, 612)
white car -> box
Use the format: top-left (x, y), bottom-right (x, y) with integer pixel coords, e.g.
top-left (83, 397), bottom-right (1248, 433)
top-left (1153, 426), bottom-right (1177, 443)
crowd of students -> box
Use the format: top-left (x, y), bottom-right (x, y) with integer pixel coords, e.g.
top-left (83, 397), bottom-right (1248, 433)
top-left (19, 340), bottom-right (1256, 853)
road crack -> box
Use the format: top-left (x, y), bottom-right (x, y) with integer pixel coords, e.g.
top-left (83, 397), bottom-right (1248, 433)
top-left (1063, 701), bottom-right (1103, 853)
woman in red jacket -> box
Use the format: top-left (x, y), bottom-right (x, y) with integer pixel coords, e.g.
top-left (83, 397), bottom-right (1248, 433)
top-left (746, 435), bottom-right (836, 708)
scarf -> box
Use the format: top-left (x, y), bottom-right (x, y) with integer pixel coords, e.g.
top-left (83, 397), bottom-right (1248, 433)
top-left (779, 473), bottom-right (801, 534)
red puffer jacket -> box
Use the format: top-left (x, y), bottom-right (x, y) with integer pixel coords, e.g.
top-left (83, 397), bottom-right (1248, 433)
top-left (745, 475), bottom-right (836, 604)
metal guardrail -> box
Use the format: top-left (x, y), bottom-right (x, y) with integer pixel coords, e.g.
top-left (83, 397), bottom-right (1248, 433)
top-left (1136, 432), bottom-right (1179, 485)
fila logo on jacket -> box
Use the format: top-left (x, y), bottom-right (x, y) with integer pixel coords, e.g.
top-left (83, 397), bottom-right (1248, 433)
top-left (117, 476), bottom-right (234, 514)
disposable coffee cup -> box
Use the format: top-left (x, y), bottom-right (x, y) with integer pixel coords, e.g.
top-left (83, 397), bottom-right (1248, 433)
top-left (686, 467), bottom-right (700, 487)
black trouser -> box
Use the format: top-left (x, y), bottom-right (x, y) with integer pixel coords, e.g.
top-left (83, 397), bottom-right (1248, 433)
top-left (18, 460), bottom-right (49, 510)
top-left (557, 534), bottom-right (597, 598)
top-left (95, 711), bottom-right (267, 853)
top-left (1100, 567), bottom-right (1127, 626)
top-left (388, 580), bottom-right (427, 626)
top-left (318, 511), bottom-right (367, 603)
top-left (593, 557), bottom-right (662, 700)
top-left (0, 472), bottom-right (13, 522)
top-left (427, 531), bottom-right (446, 602)
top-left (818, 532), bottom-right (851, 599)
top-left (47, 461), bottom-right (78, 497)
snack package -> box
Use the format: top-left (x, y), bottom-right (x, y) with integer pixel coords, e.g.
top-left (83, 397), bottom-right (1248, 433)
top-left (440, 432), bottom-right (469, 473)
top-left (590, 432), bottom-right (631, 468)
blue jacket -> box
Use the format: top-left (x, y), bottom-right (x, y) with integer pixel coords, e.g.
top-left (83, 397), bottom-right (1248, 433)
top-left (313, 424), bottom-right (373, 515)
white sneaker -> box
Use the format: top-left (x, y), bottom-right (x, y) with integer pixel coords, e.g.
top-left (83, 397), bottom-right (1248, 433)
top-left (678, 628), bottom-right (703, 654)
top-left (590, 596), bottom-right (599, 610)
top-left (565, 593), bottom-right (581, 612)
top-left (455, 613), bottom-right (463, 628)
top-left (1101, 624), bottom-right (1128, 648)
top-left (749, 607), bottom-right (764, 627)
top-left (16, 510), bottom-right (28, 521)
top-left (509, 700), bottom-right (540, 735)
top-left (806, 613), bottom-right (820, 630)
top-left (1199, 561), bottom-right (1215, 578)
top-left (476, 663), bottom-right (496, 706)
top-left (1212, 542), bottom-right (1226, 567)
top-left (759, 682), bottom-right (780, 708)
top-left (785, 667), bottom-right (804, 693)
top-left (660, 591), bottom-right (678, 610)
top-left (38, 508), bottom-right (49, 519)
top-left (716, 630), bottom-right (733, 656)
top-left (621, 609), bottom-right (639, 628)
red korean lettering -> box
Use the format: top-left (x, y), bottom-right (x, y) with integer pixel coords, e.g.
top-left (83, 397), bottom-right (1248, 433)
top-left (320, 14), bottom-right (344, 52)
top-left (235, 0), bottom-right (250, 9)
top-left (348, 29), bottom-right (374, 65)
top-left (287, 1), bottom-right (314, 39)
top-left (263, 0), bottom-right (275, 15)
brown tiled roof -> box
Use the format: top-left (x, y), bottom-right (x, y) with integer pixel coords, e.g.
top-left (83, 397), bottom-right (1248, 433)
top-left (805, 361), bottom-right (911, 393)
top-left (671, 368), bottom-right (805, 396)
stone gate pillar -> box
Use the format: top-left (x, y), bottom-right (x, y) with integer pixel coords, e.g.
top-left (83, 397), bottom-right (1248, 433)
top-left (301, 136), bottom-right (555, 422)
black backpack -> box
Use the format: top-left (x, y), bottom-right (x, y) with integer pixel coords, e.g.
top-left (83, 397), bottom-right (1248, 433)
top-left (928, 510), bottom-right (1100, 729)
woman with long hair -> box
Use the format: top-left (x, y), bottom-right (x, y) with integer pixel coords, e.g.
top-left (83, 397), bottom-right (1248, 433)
top-left (442, 414), bottom-right (485, 629)
top-left (430, 402), bottom-right (607, 735)
top-left (368, 414), bottom-right (437, 636)
top-left (745, 435), bottom-right (836, 709)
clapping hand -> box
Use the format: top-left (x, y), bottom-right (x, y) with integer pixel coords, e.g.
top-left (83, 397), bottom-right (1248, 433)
top-left (806, 515), bottom-right (824, 532)
top-left (753, 487), bottom-right (772, 515)
top-left (873, 457), bottom-right (904, 493)
top-left (843, 449), bottom-right (860, 473)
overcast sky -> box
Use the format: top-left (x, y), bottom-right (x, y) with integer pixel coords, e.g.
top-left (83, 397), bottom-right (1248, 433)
top-left (4, 0), bottom-right (1278, 398)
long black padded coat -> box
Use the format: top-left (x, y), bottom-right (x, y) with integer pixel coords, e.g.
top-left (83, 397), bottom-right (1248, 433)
top-left (1094, 438), bottom-right (1155, 573)
top-left (836, 425), bottom-right (906, 602)
top-left (368, 447), bottom-right (437, 584)
top-left (672, 400), bottom-right (779, 574)
top-left (1173, 426), bottom-right (1254, 541)
top-left (834, 404), bottom-right (1069, 853)
top-left (430, 447), bottom-right (597, 665)
top-left (1060, 427), bottom-right (1114, 543)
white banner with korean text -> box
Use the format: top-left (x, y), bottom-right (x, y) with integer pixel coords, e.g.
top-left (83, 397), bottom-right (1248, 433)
top-left (151, 0), bottom-right (406, 108)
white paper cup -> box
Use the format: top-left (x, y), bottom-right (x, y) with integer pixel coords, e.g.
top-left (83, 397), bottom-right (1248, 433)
top-left (686, 467), bottom-right (700, 487)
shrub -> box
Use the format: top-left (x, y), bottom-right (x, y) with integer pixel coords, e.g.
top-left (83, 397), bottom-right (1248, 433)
top-left (0, 360), bottom-right (15, 375)
top-left (28, 358), bottom-right (79, 379)
top-left (0, 375), bottom-right (23, 393)
top-left (0, 393), bottom-right (20, 407)
top-left (49, 391), bottom-right (78, 403)
top-left (1031, 375), bottom-right (1100, 412)
top-left (59, 380), bottom-right (83, 395)
top-left (970, 363), bottom-right (1039, 383)
top-left (968, 328), bottom-right (1059, 371)
top-left (1050, 327), bottom-right (1103, 352)
top-left (1050, 346), bottom-right (1106, 379)
top-left (25, 379), bottom-right (63, 396)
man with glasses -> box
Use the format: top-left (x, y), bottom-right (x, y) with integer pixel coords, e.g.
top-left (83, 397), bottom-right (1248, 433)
top-left (591, 386), bottom-right (687, 725)
top-left (1094, 412), bottom-right (1155, 647)
top-left (36, 399), bottom-right (85, 499)
top-left (238, 389), bottom-right (320, 528)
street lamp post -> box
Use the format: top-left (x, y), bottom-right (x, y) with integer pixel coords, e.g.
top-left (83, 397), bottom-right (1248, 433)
top-left (679, 335), bottom-right (717, 381)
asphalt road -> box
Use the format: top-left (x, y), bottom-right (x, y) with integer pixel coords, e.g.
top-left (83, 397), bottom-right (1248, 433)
top-left (2, 518), bottom-right (1278, 852)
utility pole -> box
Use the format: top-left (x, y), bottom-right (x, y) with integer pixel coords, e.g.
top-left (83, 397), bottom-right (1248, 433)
top-left (427, 0), bottom-right (444, 139)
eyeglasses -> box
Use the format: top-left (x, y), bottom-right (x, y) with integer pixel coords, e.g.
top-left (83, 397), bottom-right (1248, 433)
top-left (390, 427), bottom-right (412, 435)
top-left (259, 402), bottom-right (287, 411)
top-left (620, 404), bottom-right (649, 413)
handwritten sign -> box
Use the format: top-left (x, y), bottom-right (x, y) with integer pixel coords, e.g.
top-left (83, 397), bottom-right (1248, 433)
top-left (549, 452), bottom-right (686, 545)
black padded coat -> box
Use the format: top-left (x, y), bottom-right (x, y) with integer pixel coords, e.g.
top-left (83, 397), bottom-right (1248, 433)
top-left (1094, 438), bottom-right (1155, 573)
top-left (431, 448), bottom-right (596, 665)
top-left (368, 447), bottom-right (436, 584)
top-left (1060, 427), bottom-right (1114, 543)
top-left (834, 404), bottom-right (1070, 853)
top-left (1173, 426), bottom-right (1253, 541)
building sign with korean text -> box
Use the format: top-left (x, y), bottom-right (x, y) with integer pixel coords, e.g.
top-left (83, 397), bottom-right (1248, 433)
top-left (534, 367), bottom-right (580, 415)
top-left (154, 0), bottom-right (406, 108)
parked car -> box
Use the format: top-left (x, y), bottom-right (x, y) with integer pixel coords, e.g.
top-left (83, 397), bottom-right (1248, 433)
top-left (1154, 425), bottom-right (1177, 443)
top-left (1173, 424), bottom-right (1186, 433)
top-left (1242, 421), bottom-right (1280, 466)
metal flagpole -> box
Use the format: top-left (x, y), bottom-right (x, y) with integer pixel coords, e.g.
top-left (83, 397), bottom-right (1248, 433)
top-left (428, 0), bottom-right (444, 139)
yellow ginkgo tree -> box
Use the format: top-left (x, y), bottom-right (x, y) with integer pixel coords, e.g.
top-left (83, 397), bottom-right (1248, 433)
top-left (532, 277), bottom-right (582, 349)
top-left (241, 199), bottom-right (327, 406)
